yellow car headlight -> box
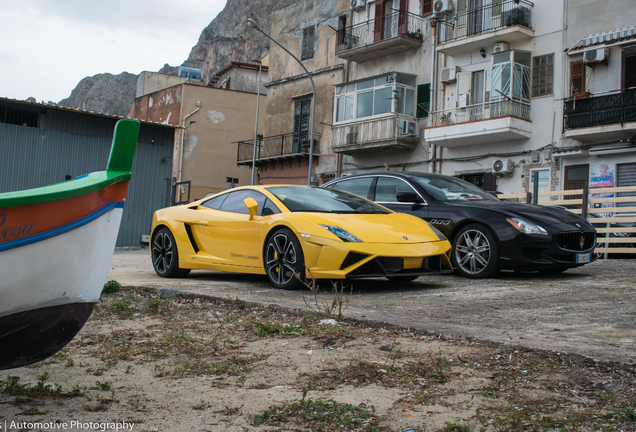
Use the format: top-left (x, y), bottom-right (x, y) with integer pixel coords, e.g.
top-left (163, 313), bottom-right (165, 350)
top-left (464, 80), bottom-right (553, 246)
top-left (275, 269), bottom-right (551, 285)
top-left (318, 224), bottom-right (362, 243)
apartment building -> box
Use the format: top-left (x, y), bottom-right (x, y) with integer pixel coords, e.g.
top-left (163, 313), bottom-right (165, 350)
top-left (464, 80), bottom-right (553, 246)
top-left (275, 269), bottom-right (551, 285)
top-left (237, 0), bottom-right (349, 185)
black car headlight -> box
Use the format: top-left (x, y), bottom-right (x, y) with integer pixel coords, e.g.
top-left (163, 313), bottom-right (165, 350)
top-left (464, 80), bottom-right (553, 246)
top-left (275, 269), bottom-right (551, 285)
top-left (507, 217), bottom-right (548, 236)
top-left (319, 224), bottom-right (362, 243)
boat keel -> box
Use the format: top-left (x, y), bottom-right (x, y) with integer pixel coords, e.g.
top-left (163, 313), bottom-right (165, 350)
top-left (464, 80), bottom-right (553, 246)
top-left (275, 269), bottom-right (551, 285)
top-left (0, 303), bottom-right (95, 370)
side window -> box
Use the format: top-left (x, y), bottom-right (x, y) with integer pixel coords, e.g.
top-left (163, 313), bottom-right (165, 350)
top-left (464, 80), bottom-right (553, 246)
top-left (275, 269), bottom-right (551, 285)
top-left (262, 198), bottom-right (281, 216)
top-left (331, 177), bottom-right (374, 198)
top-left (201, 194), bottom-right (228, 210)
top-left (374, 177), bottom-right (419, 203)
top-left (219, 190), bottom-right (267, 215)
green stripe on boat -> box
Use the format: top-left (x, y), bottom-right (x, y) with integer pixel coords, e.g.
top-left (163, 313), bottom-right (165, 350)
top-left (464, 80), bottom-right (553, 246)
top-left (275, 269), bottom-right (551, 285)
top-left (0, 120), bottom-right (139, 208)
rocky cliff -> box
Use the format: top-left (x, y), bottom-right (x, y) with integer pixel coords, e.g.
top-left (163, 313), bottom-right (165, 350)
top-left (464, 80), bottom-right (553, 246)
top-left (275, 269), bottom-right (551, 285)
top-left (57, 72), bottom-right (138, 117)
top-left (57, 0), bottom-right (289, 116)
top-left (187, 0), bottom-right (294, 83)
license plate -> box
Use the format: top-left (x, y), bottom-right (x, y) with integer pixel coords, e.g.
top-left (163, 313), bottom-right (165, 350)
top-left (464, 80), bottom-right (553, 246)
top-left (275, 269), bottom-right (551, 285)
top-left (576, 253), bottom-right (591, 264)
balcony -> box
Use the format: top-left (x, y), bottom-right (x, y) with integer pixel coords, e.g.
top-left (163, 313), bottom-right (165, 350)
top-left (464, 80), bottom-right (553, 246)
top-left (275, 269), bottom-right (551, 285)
top-left (436, 0), bottom-right (534, 56)
top-left (236, 132), bottom-right (321, 167)
top-left (425, 100), bottom-right (531, 147)
top-left (331, 115), bottom-right (418, 154)
top-left (563, 89), bottom-right (636, 142)
top-left (335, 11), bottom-right (426, 63)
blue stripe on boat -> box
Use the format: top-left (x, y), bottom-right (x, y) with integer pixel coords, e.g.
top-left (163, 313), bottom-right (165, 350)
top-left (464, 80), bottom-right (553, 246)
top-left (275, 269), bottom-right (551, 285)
top-left (0, 202), bottom-right (124, 253)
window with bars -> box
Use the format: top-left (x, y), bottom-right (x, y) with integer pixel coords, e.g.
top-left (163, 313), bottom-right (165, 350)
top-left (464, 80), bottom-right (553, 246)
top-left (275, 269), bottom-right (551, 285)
top-left (301, 26), bottom-right (315, 60)
top-left (532, 53), bottom-right (554, 97)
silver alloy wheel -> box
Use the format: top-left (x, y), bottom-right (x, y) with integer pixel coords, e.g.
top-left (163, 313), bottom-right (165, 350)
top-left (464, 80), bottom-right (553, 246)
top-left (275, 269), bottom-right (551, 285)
top-left (454, 229), bottom-right (491, 275)
top-left (266, 233), bottom-right (298, 286)
top-left (152, 231), bottom-right (173, 274)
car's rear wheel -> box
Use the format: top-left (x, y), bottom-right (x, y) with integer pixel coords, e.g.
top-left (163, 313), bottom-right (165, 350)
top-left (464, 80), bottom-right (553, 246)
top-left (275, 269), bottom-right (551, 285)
top-left (265, 228), bottom-right (304, 290)
top-left (152, 228), bottom-right (190, 278)
top-left (452, 224), bottom-right (499, 278)
top-left (386, 275), bottom-right (419, 283)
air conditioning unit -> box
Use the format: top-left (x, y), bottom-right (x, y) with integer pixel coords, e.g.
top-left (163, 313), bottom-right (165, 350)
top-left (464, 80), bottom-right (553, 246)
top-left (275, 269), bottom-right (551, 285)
top-left (401, 120), bottom-right (419, 137)
top-left (584, 47), bottom-right (609, 64)
top-left (493, 42), bottom-right (509, 53)
top-left (350, 0), bottom-right (366, 10)
top-left (440, 66), bottom-right (460, 83)
top-left (492, 159), bottom-right (514, 175)
top-left (433, 0), bottom-right (453, 14)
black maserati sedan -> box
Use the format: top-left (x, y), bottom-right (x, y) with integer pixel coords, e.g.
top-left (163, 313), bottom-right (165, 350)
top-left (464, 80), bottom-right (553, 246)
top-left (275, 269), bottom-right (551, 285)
top-left (323, 172), bottom-right (597, 278)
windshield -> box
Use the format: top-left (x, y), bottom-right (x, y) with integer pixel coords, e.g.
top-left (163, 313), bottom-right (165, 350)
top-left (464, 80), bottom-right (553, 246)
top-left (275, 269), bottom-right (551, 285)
top-left (411, 176), bottom-right (499, 202)
top-left (266, 186), bottom-right (390, 214)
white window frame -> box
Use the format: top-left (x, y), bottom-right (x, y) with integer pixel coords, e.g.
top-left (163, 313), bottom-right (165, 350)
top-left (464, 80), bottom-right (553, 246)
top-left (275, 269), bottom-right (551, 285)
top-left (333, 73), bottom-right (417, 125)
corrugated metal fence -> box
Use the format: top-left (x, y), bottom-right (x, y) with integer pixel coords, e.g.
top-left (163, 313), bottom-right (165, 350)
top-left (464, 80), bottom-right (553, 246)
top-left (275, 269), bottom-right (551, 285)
top-left (0, 102), bottom-right (175, 247)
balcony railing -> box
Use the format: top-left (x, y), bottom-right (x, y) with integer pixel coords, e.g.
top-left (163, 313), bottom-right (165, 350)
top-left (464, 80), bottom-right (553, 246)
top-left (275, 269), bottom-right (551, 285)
top-left (437, 0), bottom-right (533, 45)
top-left (236, 132), bottom-right (321, 166)
top-left (331, 115), bottom-right (418, 153)
top-left (335, 11), bottom-right (426, 55)
top-left (428, 100), bottom-right (530, 127)
top-left (564, 88), bottom-right (636, 131)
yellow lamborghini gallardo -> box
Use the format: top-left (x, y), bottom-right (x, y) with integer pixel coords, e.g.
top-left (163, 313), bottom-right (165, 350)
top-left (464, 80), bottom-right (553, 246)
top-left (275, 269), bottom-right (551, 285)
top-left (151, 185), bottom-right (452, 289)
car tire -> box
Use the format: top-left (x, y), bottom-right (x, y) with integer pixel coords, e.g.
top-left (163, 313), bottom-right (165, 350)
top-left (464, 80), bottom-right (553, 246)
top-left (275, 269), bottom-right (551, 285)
top-left (152, 228), bottom-right (190, 278)
top-left (452, 224), bottom-right (499, 278)
top-left (386, 275), bottom-right (419, 283)
top-left (264, 228), bottom-right (305, 290)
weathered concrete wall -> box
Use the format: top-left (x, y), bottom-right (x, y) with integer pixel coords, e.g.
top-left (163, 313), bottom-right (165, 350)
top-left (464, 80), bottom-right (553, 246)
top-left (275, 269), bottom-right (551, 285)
top-left (263, 0), bottom-right (348, 184)
top-left (179, 85), bottom-right (266, 199)
top-left (129, 84), bottom-right (266, 200)
top-left (216, 67), bottom-right (269, 94)
top-left (136, 72), bottom-right (204, 98)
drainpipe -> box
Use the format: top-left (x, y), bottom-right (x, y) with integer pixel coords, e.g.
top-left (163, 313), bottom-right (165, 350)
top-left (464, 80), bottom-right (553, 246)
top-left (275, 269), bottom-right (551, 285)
top-left (178, 101), bottom-right (201, 202)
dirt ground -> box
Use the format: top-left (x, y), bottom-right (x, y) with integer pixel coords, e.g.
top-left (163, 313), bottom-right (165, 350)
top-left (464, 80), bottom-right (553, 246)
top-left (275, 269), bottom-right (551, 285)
top-left (1, 286), bottom-right (635, 432)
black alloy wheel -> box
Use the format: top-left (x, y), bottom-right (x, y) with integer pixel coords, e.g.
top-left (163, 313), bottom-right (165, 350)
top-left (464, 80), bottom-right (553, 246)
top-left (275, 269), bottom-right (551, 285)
top-left (452, 224), bottom-right (500, 278)
top-left (264, 228), bottom-right (304, 290)
top-left (152, 228), bottom-right (190, 278)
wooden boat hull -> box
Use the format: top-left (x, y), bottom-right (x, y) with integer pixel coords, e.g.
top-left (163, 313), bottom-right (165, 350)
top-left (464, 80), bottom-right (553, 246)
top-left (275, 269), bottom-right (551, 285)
top-left (0, 119), bottom-right (139, 369)
top-left (0, 303), bottom-right (94, 370)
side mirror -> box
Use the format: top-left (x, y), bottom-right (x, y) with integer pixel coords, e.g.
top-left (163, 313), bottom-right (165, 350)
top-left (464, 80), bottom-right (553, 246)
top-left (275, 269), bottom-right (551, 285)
top-left (396, 191), bottom-right (421, 203)
top-left (244, 198), bottom-right (258, 220)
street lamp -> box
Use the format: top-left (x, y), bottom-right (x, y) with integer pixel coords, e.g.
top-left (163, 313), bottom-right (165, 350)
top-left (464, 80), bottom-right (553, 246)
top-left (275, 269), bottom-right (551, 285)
top-left (250, 58), bottom-right (262, 185)
top-left (247, 18), bottom-right (316, 186)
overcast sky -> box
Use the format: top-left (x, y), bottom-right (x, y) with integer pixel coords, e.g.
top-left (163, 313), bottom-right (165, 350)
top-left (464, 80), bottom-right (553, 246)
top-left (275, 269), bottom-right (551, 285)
top-left (0, 0), bottom-right (227, 103)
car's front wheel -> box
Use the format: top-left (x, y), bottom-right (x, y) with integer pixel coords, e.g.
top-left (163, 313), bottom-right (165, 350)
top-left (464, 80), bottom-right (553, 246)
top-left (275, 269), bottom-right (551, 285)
top-left (152, 228), bottom-right (190, 278)
top-left (264, 228), bottom-right (305, 290)
top-left (452, 224), bottom-right (499, 278)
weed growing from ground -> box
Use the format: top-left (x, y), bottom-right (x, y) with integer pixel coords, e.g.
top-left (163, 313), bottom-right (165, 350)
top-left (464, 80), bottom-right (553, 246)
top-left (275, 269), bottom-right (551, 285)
top-left (102, 280), bottom-right (121, 294)
top-left (442, 421), bottom-right (470, 432)
top-left (108, 301), bottom-right (136, 316)
top-left (251, 399), bottom-right (384, 431)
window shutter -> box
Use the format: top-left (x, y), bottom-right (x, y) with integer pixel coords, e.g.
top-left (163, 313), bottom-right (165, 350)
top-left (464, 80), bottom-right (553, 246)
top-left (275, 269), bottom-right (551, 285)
top-left (399, 0), bottom-right (408, 34)
top-left (570, 61), bottom-right (585, 94)
top-left (422, 0), bottom-right (433, 16)
top-left (417, 83), bottom-right (431, 118)
top-left (623, 49), bottom-right (636, 90)
top-left (301, 26), bottom-right (315, 60)
top-left (374, 2), bottom-right (384, 42)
